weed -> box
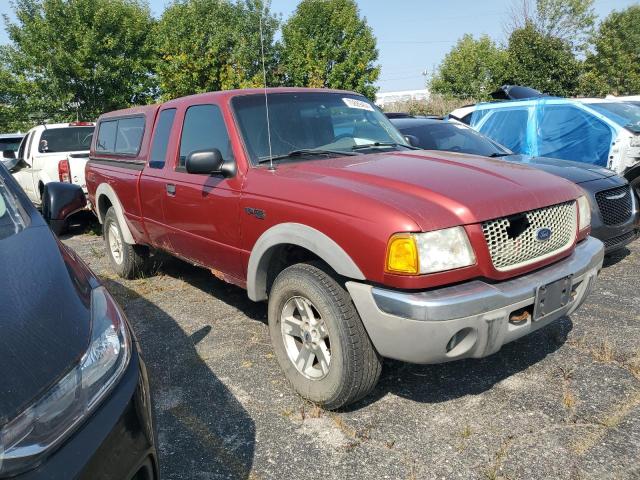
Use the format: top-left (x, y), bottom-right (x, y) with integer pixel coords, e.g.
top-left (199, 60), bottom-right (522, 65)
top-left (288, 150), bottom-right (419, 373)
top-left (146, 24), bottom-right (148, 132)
top-left (592, 340), bottom-right (615, 363)
top-left (461, 424), bottom-right (473, 439)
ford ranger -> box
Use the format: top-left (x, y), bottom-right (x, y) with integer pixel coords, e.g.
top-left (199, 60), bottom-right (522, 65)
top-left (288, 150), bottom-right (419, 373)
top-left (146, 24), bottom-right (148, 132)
top-left (76, 88), bottom-right (603, 409)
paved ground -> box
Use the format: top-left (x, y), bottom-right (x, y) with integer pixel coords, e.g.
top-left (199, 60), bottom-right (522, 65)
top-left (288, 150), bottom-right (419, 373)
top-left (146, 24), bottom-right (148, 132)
top-left (62, 218), bottom-right (640, 480)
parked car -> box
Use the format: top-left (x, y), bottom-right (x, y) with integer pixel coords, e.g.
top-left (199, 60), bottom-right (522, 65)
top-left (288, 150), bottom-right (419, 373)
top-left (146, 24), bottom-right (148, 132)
top-left (53, 88), bottom-right (604, 409)
top-left (0, 132), bottom-right (24, 168)
top-left (7, 122), bottom-right (94, 206)
top-left (0, 165), bottom-right (157, 478)
top-left (451, 98), bottom-right (640, 192)
top-left (390, 115), bottom-right (639, 254)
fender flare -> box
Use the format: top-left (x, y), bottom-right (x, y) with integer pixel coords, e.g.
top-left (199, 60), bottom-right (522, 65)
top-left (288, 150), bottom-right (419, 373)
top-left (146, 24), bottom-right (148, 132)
top-left (95, 183), bottom-right (135, 244)
top-left (246, 223), bottom-right (365, 301)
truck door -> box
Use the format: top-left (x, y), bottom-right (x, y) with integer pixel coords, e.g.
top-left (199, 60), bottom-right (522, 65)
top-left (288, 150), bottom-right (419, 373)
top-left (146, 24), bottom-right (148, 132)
top-left (139, 108), bottom-right (177, 248)
top-left (161, 103), bottom-right (244, 281)
top-left (12, 131), bottom-right (38, 202)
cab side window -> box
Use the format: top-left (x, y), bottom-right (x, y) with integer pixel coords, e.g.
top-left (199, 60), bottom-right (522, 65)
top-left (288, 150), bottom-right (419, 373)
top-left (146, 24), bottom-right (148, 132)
top-left (149, 109), bottom-right (176, 169)
top-left (178, 104), bottom-right (233, 170)
top-left (478, 108), bottom-right (530, 154)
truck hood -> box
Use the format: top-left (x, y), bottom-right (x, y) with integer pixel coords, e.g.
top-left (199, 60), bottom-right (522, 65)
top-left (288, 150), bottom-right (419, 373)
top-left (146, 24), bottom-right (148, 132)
top-left (502, 154), bottom-right (617, 184)
top-left (272, 150), bottom-right (582, 231)
top-left (0, 225), bottom-right (93, 424)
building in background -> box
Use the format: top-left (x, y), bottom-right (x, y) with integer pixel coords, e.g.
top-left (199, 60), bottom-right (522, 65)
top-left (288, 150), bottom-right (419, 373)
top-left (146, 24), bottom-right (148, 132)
top-left (375, 89), bottom-right (430, 108)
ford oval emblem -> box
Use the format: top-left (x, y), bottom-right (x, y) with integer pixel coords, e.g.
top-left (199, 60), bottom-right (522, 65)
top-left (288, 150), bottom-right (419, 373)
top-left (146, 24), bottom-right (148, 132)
top-left (536, 227), bottom-right (553, 242)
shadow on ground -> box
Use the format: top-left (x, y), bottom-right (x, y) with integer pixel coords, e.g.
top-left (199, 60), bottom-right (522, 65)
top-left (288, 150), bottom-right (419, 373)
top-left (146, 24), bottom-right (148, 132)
top-left (101, 278), bottom-right (256, 479)
top-left (603, 247), bottom-right (631, 268)
top-left (131, 253), bottom-right (573, 413)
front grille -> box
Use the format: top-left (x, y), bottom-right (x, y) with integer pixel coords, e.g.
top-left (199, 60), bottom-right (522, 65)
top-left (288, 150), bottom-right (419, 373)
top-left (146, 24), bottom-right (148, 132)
top-left (595, 186), bottom-right (633, 225)
top-left (482, 201), bottom-right (577, 272)
top-left (603, 230), bottom-right (637, 250)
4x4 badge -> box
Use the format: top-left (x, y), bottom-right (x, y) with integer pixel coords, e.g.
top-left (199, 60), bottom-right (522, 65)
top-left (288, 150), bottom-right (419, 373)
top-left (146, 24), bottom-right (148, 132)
top-left (245, 207), bottom-right (266, 220)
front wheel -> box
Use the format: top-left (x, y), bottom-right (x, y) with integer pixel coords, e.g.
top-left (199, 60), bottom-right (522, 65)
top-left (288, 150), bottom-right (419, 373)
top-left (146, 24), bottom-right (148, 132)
top-left (104, 207), bottom-right (147, 279)
top-left (268, 263), bottom-right (382, 410)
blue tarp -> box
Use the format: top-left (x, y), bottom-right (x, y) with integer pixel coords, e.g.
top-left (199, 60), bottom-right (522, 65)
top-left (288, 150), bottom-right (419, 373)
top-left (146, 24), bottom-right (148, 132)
top-left (467, 98), bottom-right (620, 167)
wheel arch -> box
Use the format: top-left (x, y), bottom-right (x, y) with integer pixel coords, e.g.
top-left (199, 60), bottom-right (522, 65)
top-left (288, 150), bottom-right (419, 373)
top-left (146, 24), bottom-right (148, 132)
top-left (95, 183), bottom-right (135, 244)
top-left (247, 223), bottom-right (365, 301)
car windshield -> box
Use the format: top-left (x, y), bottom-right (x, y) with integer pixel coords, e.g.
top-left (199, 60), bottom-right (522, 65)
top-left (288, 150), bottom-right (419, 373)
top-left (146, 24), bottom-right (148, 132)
top-left (0, 138), bottom-right (23, 154)
top-left (398, 121), bottom-right (511, 157)
top-left (232, 92), bottom-right (409, 164)
top-left (39, 127), bottom-right (94, 153)
top-left (588, 102), bottom-right (640, 134)
top-left (0, 177), bottom-right (26, 240)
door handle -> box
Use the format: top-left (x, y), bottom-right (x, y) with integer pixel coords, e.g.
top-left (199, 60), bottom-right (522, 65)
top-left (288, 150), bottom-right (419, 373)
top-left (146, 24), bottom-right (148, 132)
top-left (166, 183), bottom-right (176, 196)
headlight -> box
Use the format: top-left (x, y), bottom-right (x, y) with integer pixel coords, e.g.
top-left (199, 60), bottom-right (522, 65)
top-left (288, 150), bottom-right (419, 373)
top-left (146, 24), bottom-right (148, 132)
top-left (386, 226), bottom-right (476, 275)
top-left (577, 195), bottom-right (591, 231)
top-left (0, 286), bottom-right (130, 476)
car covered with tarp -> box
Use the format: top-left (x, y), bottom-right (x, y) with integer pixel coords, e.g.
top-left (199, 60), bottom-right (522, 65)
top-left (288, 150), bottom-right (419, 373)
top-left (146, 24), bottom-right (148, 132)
top-left (451, 98), bottom-right (640, 192)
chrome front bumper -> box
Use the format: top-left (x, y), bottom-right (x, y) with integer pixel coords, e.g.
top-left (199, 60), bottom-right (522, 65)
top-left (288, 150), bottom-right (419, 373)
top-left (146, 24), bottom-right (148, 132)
top-left (347, 236), bottom-right (604, 364)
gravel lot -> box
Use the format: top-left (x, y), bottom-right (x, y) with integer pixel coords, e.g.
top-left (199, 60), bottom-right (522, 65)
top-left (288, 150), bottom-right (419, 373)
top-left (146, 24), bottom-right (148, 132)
top-left (62, 218), bottom-right (640, 480)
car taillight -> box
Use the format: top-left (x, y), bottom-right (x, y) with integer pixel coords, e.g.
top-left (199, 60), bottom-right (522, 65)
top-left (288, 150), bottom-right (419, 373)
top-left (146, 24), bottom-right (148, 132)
top-left (69, 121), bottom-right (94, 127)
top-left (58, 159), bottom-right (71, 182)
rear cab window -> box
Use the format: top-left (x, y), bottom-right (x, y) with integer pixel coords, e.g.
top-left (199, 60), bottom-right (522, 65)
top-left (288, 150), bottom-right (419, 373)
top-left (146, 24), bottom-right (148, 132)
top-left (95, 116), bottom-right (145, 156)
top-left (39, 127), bottom-right (94, 153)
top-left (149, 109), bottom-right (177, 169)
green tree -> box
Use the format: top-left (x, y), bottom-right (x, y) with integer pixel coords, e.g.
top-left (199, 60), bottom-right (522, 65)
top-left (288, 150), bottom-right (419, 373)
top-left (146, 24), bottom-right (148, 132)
top-left (507, 0), bottom-right (596, 53)
top-left (504, 23), bottom-right (581, 96)
top-left (2, 0), bottom-right (157, 122)
top-left (429, 34), bottom-right (507, 100)
top-left (154, 0), bottom-right (278, 100)
top-left (278, 0), bottom-right (379, 100)
top-left (580, 6), bottom-right (640, 96)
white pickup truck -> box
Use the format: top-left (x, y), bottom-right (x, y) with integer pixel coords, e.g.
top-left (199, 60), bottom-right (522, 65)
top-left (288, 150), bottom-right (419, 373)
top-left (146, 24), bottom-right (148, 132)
top-left (8, 122), bottom-right (94, 205)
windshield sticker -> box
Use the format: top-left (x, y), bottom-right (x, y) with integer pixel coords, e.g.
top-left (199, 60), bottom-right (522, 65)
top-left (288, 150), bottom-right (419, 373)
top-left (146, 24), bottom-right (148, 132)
top-left (342, 98), bottom-right (374, 111)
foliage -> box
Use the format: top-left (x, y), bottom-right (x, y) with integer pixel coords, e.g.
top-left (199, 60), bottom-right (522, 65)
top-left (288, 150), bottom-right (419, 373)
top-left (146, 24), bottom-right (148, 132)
top-left (278, 0), bottom-right (379, 100)
top-left (154, 0), bottom-right (278, 100)
top-left (504, 23), bottom-right (581, 97)
top-left (429, 35), bottom-right (507, 100)
top-left (580, 5), bottom-right (640, 96)
top-left (507, 0), bottom-right (596, 53)
top-left (382, 95), bottom-right (477, 117)
top-left (2, 0), bottom-right (157, 123)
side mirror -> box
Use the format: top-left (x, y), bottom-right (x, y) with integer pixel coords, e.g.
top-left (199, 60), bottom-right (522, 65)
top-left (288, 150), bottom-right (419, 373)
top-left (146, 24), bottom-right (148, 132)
top-left (42, 182), bottom-right (86, 236)
top-left (185, 149), bottom-right (234, 177)
top-left (404, 135), bottom-right (420, 147)
top-left (2, 149), bottom-right (16, 159)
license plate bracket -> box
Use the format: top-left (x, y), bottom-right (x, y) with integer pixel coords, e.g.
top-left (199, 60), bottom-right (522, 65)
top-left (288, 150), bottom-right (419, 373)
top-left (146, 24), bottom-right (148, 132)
top-left (534, 275), bottom-right (573, 320)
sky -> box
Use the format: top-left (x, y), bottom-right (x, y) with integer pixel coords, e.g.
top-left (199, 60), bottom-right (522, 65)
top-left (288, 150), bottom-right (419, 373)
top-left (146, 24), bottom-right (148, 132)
top-left (1, 0), bottom-right (637, 93)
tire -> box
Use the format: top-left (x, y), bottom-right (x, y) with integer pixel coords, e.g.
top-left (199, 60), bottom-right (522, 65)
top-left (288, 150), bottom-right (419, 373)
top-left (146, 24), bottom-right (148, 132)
top-left (103, 207), bottom-right (146, 279)
top-left (268, 262), bottom-right (382, 410)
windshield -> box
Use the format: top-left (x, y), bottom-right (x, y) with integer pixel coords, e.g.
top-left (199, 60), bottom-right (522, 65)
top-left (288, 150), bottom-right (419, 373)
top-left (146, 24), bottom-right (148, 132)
top-left (232, 92), bottom-right (408, 164)
top-left (39, 127), bottom-right (94, 153)
top-left (397, 121), bottom-right (511, 156)
top-left (588, 102), bottom-right (640, 134)
top-left (0, 138), bottom-right (23, 154)
top-left (0, 178), bottom-right (27, 240)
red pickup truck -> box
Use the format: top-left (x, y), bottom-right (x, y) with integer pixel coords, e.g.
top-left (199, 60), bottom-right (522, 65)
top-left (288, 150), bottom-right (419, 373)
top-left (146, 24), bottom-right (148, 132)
top-left (77, 88), bottom-right (603, 408)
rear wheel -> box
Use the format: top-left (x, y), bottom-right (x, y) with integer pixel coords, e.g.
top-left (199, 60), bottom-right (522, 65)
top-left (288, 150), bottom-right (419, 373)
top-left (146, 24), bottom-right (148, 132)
top-left (104, 207), bottom-right (147, 279)
top-left (268, 263), bottom-right (382, 410)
